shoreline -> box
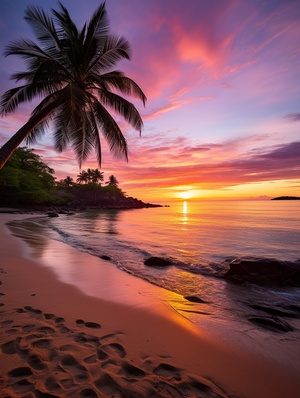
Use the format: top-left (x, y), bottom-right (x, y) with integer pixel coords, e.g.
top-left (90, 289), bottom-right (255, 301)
top-left (1, 214), bottom-right (300, 397)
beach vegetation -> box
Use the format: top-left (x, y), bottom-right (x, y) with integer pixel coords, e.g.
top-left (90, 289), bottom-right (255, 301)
top-left (0, 147), bottom-right (155, 209)
top-left (0, 147), bottom-right (56, 206)
top-left (0, 2), bottom-right (146, 170)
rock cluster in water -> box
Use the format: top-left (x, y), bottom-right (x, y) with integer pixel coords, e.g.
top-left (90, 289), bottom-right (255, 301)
top-left (224, 257), bottom-right (300, 287)
top-left (144, 257), bottom-right (173, 267)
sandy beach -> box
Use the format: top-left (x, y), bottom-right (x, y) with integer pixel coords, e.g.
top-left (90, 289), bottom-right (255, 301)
top-left (1, 213), bottom-right (300, 398)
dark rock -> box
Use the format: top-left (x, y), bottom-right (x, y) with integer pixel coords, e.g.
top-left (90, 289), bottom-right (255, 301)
top-left (184, 295), bottom-right (206, 303)
top-left (47, 212), bottom-right (59, 218)
top-left (100, 255), bottom-right (111, 261)
top-left (224, 257), bottom-right (300, 287)
top-left (248, 316), bottom-right (294, 333)
top-left (144, 257), bottom-right (173, 267)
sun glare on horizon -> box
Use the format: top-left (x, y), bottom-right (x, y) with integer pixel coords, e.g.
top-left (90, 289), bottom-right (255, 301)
top-left (179, 191), bottom-right (193, 200)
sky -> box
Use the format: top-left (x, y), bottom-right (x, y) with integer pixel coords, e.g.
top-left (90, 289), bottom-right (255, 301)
top-left (0, 0), bottom-right (299, 202)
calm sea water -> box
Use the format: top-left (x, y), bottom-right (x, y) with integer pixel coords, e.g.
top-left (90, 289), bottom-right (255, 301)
top-left (41, 200), bottom-right (300, 277)
top-left (8, 200), bottom-right (300, 336)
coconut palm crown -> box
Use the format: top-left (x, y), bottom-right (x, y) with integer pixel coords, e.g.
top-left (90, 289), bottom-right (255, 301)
top-left (0, 2), bottom-right (146, 170)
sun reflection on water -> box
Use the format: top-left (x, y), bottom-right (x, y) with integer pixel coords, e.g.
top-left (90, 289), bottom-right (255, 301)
top-left (182, 201), bottom-right (188, 227)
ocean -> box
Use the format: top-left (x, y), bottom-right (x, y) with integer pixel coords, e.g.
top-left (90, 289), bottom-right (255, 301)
top-left (8, 200), bottom-right (300, 339)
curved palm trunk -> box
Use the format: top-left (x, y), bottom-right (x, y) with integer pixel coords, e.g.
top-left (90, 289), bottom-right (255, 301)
top-left (0, 101), bottom-right (60, 170)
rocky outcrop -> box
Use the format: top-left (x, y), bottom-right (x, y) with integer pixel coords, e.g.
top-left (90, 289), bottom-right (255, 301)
top-left (224, 257), bottom-right (300, 287)
top-left (65, 188), bottom-right (163, 210)
top-left (144, 257), bottom-right (173, 267)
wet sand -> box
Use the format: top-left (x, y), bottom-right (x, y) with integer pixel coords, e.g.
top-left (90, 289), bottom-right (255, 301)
top-left (1, 213), bottom-right (300, 397)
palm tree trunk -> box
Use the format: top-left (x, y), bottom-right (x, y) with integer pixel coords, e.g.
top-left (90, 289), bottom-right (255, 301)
top-left (0, 100), bottom-right (60, 169)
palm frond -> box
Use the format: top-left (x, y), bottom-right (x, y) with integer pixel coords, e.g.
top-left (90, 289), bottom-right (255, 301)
top-left (0, 85), bottom-right (36, 115)
top-left (25, 5), bottom-right (58, 44)
top-left (26, 118), bottom-right (49, 145)
top-left (97, 71), bottom-right (147, 105)
top-left (71, 114), bottom-right (95, 168)
top-left (52, 103), bottom-right (73, 152)
top-left (93, 100), bottom-right (128, 161)
top-left (5, 39), bottom-right (50, 60)
top-left (52, 2), bottom-right (79, 41)
top-left (88, 35), bottom-right (131, 74)
top-left (87, 107), bottom-right (102, 166)
top-left (86, 2), bottom-right (109, 42)
top-left (99, 91), bottom-right (143, 132)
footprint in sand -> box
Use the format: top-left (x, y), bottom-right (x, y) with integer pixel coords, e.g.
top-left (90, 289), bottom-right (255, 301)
top-left (27, 353), bottom-right (48, 370)
top-left (94, 373), bottom-right (120, 395)
top-left (11, 379), bottom-right (34, 393)
top-left (59, 344), bottom-right (77, 352)
top-left (22, 324), bottom-right (36, 333)
top-left (31, 338), bottom-right (52, 349)
top-left (96, 348), bottom-right (108, 361)
top-left (44, 313), bottom-right (56, 320)
top-left (99, 332), bottom-right (123, 342)
top-left (5, 328), bottom-right (19, 335)
top-left (23, 305), bottom-right (42, 315)
top-left (8, 367), bottom-right (34, 394)
top-left (37, 326), bottom-right (55, 335)
top-left (153, 363), bottom-right (182, 380)
top-left (84, 354), bottom-right (98, 364)
top-left (60, 353), bottom-right (88, 377)
top-left (1, 337), bottom-right (21, 355)
top-left (60, 378), bottom-right (74, 389)
top-left (80, 388), bottom-right (99, 397)
top-left (101, 342), bottom-right (126, 358)
top-left (44, 376), bottom-right (62, 391)
top-left (8, 366), bottom-right (33, 378)
top-left (74, 332), bottom-right (100, 347)
top-left (1, 319), bottom-right (13, 326)
top-left (120, 362), bottom-right (145, 379)
top-left (54, 316), bottom-right (65, 323)
top-left (56, 323), bottom-right (71, 333)
top-left (76, 319), bottom-right (101, 329)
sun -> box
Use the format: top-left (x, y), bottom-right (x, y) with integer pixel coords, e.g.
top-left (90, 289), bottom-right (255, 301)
top-left (180, 191), bottom-right (192, 200)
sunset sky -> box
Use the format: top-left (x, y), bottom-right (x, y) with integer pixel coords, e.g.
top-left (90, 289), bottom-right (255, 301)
top-left (0, 0), bottom-right (299, 202)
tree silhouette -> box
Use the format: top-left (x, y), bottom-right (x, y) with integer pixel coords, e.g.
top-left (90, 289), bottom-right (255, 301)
top-left (0, 2), bottom-right (146, 169)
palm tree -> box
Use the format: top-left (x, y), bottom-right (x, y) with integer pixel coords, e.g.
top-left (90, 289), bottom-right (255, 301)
top-left (76, 170), bottom-right (88, 184)
top-left (0, 2), bottom-right (146, 170)
top-left (86, 168), bottom-right (94, 183)
top-left (63, 176), bottom-right (73, 187)
top-left (106, 174), bottom-right (119, 187)
top-left (91, 168), bottom-right (104, 184)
